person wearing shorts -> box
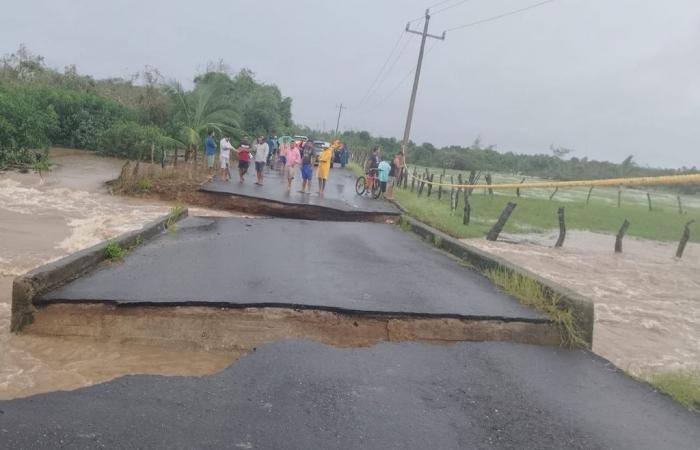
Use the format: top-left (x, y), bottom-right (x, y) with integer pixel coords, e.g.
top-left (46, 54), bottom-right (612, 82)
top-left (378, 159), bottom-right (391, 198)
top-left (205, 130), bottom-right (216, 171)
top-left (300, 143), bottom-right (314, 193)
top-left (219, 136), bottom-right (233, 181)
top-left (236, 138), bottom-right (251, 183)
top-left (253, 136), bottom-right (269, 185)
top-left (285, 142), bottom-right (301, 192)
top-left (278, 142), bottom-right (287, 173)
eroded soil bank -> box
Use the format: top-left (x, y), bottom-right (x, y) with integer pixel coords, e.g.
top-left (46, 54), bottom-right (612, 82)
top-left (465, 230), bottom-right (700, 375)
top-left (0, 149), bottom-right (243, 399)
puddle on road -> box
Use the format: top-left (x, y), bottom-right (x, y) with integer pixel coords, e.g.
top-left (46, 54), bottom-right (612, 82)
top-left (465, 230), bottom-right (700, 375)
top-left (0, 149), bottom-right (244, 400)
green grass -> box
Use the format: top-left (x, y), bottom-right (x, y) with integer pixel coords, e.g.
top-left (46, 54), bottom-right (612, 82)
top-left (346, 162), bottom-right (364, 177)
top-left (166, 204), bottom-right (186, 234)
top-left (408, 166), bottom-right (700, 210)
top-left (485, 268), bottom-right (585, 347)
top-left (648, 371), bottom-right (700, 413)
top-left (394, 182), bottom-right (700, 242)
top-left (104, 241), bottom-right (126, 260)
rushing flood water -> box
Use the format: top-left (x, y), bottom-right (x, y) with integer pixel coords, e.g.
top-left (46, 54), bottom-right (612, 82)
top-left (465, 231), bottom-right (700, 376)
top-left (0, 149), bottom-right (240, 399)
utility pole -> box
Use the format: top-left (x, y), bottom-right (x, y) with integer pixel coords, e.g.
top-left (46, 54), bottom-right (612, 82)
top-left (334, 103), bottom-right (345, 135)
top-left (401, 9), bottom-right (445, 152)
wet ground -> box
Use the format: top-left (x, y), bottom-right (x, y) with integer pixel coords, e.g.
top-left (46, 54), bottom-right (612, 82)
top-left (2, 149), bottom-right (699, 448)
top-left (41, 217), bottom-right (542, 321)
top-left (0, 149), bottom-right (242, 399)
top-left (466, 231), bottom-right (700, 375)
top-left (1, 340), bottom-right (699, 450)
top-left (202, 167), bottom-right (400, 215)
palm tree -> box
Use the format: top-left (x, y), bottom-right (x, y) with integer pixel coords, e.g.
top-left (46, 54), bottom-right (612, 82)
top-left (168, 80), bottom-right (240, 165)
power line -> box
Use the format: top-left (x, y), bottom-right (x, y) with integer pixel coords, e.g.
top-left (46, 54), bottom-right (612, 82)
top-left (364, 41), bottom-right (439, 111)
top-left (444, 0), bottom-right (558, 32)
top-left (427, 0), bottom-right (455, 9)
top-left (356, 34), bottom-right (416, 111)
top-left (356, 31), bottom-right (406, 107)
top-left (432, 0), bottom-right (472, 16)
top-left (409, 0), bottom-right (471, 23)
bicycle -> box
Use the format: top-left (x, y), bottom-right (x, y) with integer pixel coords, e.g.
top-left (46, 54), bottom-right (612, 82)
top-left (355, 168), bottom-right (382, 199)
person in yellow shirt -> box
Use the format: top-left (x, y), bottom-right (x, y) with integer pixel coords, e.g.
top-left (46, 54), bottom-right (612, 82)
top-left (317, 140), bottom-right (340, 195)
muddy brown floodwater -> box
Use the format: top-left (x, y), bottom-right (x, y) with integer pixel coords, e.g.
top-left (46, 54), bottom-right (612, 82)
top-left (0, 149), bottom-right (244, 400)
top-left (465, 231), bottom-right (700, 376)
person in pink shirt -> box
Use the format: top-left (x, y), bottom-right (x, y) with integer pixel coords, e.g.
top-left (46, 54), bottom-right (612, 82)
top-left (285, 142), bottom-right (301, 192)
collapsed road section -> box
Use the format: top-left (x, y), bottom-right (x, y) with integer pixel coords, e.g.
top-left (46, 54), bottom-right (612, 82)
top-left (19, 217), bottom-right (557, 347)
top-left (198, 168), bottom-right (401, 221)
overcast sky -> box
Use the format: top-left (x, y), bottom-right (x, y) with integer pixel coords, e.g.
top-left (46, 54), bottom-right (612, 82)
top-left (1, 0), bottom-right (698, 168)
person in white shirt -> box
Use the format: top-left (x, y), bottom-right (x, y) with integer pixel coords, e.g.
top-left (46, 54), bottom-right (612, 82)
top-left (253, 136), bottom-right (270, 185)
top-left (219, 136), bottom-right (233, 181)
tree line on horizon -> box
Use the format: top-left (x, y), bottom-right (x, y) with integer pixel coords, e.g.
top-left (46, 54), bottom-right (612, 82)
top-left (0, 45), bottom-right (696, 193)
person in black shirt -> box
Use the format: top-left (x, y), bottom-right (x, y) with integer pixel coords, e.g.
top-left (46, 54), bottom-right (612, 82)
top-left (366, 147), bottom-right (380, 173)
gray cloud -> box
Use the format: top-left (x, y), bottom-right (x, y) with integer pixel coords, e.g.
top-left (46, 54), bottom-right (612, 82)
top-left (1, 0), bottom-right (698, 168)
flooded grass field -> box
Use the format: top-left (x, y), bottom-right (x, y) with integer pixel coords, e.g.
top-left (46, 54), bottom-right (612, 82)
top-left (466, 231), bottom-right (700, 376)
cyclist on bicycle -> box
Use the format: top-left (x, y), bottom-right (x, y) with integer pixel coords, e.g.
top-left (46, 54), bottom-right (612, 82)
top-left (365, 147), bottom-right (381, 174)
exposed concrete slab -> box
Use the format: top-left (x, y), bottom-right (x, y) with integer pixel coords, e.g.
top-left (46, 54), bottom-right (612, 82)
top-left (1, 340), bottom-right (698, 450)
top-left (11, 208), bottom-right (188, 331)
top-left (201, 168), bottom-right (400, 216)
top-left (40, 218), bottom-right (542, 322)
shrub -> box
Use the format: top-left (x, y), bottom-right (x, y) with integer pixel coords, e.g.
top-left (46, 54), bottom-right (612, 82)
top-left (104, 241), bottom-right (126, 260)
top-left (98, 120), bottom-right (175, 161)
top-left (0, 86), bottom-right (58, 168)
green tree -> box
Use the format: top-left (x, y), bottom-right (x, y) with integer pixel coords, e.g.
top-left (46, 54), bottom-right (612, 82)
top-left (168, 79), bottom-right (240, 162)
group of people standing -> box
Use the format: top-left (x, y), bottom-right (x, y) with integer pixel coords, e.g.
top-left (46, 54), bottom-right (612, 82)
top-left (277, 139), bottom-right (339, 195)
top-left (365, 146), bottom-right (404, 200)
top-left (204, 131), bottom-right (341, 196)
top-left (205, 131), bottom-right (271, 185)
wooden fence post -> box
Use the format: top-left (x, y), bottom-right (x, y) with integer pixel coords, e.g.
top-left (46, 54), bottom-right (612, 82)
top-left (646, 192), bottom-right (652, 212)
top-left (586, 186), bottom-right (594, 205)
top-left (617, 186), bottom-right (622, 208)
top-left (450, 175), bottom-right (455, 213)
top-left (555, 207), bottom-right (566, 248)
top-left (437, 173), bottom-right (443, 200)
top-left (468, 170), bottom-right (477, 195)
top-left (676, 220), bottom-right (695, 258)
top-left (485, 173), bottom-right (493, 195)
top-left (410, 167), bottom-right (417, 192)
top-left (615, 219), bottom-right (630, 253)
top-left (427, 174), bottom-right (434, 197)
top-left (455, 174), bottom-right (463, 211)
top-left (677, 195), bottom-right (684, 214)
top-left (487, 202), bottom-right (517, 241)
top-left (418, 176), bottom-right (425, 197)
top-left (463, 193), bottom-right (471, 225)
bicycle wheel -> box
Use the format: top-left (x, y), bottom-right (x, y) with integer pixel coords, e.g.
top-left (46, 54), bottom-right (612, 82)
top-left (355, 176), bottom-right (367, 195)
top-left (371, 180), bottom-right (382, 199)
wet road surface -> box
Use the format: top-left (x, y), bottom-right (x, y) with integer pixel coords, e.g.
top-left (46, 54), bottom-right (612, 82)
top-left (42, 217), bottom-right (542, 321)
top-left (1, 340), bottom-right (699, 450)
top-left (201, 167), bottom-right (400, 215)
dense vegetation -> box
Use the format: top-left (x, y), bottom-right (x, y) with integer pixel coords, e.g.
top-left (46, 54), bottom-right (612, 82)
top-left (310, 128), bottom-right (697, 186)
top-left (0, 45), bottom-right (293, 169)
top-left (1, 44), bottom-right (696, 192)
